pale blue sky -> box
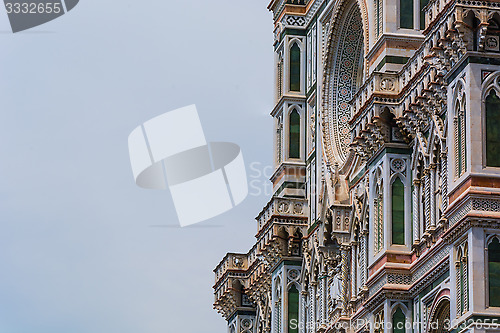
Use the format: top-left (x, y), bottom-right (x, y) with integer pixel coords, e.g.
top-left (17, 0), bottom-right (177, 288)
top-left (0, 1), bottom-right (274, 332)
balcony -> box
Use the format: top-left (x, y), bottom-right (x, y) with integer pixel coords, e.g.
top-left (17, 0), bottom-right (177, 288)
top-left (286, 0), bottom-right (307, 4)
top-left (256, 196), bottom-right (308, 234)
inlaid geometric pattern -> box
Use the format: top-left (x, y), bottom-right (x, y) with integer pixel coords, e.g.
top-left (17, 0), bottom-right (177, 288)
top-left (329, 4), bottom-right (364, 161)
top-left (285, 15), bottom-right (306, 26)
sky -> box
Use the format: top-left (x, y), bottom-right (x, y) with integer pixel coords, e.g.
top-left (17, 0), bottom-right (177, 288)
top-left (0, 1), bottom-right (275, 332)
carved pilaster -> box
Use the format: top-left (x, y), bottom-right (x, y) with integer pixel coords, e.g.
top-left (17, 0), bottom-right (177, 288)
top-left (413, 179), bottom-right (421, 245)
top-left (300, 291), bottom-right (307, 333)
top-left (456, 259), bottom-right (462, 315)
top-left (441, 152), bottom-right (448, 213)
top-left (430, 164), bottom-right (437, 229)
top-left (359, 231), bottom-right (368, 289)
top-left (423, 169), bottom-right (431, 233)
top-left (350, 243), bottom-right (357, 299)
top-left (340, 246), bottom-right (350, 315)
top-left (463, 255), bottom-right (469, 313)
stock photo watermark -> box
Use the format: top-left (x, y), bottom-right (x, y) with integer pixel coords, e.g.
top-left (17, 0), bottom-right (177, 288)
top-left (128, 106), bottom-right (315, 227)
top-left (248, 162), bottom-right (314, 197)
top-left (289, 318), bottom-right (500, 331)
top-left (4, 0), bottom-right (79, 33)
top-left (128, 105), bottom-right (248, 227)
top-left (248, 162), bottom-right (275, 197)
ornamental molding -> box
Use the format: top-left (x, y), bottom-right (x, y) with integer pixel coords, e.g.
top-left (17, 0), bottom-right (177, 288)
top-left (321, 0), bottom-right (369, 167)
top-left (444, 217), bottom-right (500, 244)
top-left (409, 255), bottom-right (450, 297)
top-left (283, 15), bottom-right (306, 27)
top-left (271, 96), bottom-right (306, 117)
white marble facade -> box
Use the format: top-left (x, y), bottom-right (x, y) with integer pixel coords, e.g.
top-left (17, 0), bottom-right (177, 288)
top-left (213, 0), bottom-right (500, 332)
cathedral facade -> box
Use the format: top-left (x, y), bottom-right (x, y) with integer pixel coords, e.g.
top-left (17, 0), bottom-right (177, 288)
top-left (213, 0), bottom-right (500, 332)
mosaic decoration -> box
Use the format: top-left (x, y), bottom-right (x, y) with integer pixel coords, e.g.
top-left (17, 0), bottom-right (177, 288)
top-left (391, 158), bottom-right (406, 173)
top-left (241, 318), bottom-right (253, 330)
top-left (329, 4), bottom-right (364, 162)
top-left (288, 269), bottom-right (300, 281)
top-left (285, 15), bottom-right (306, 26)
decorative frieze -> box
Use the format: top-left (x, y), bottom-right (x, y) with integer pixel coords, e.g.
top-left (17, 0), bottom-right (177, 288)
top-left (284, 15), bottom-right (306, 27)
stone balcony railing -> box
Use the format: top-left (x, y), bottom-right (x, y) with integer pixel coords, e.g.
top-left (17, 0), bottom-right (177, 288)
top-left (214, 195), bottom-right (309, 320)
top-left (214, 197), bottom-right (308, 287)
top-left (256, 196), bottom-right (308, 233)
top-left (424, 0), bottom-right (454, 32)
top-left (269, 0), bottom-right (309, 20)
top-left (213, 244), bottom-right (261, 319)
top-left (351, 71), bottom-right (400, 119)
top-left (351, 0), bottom-right (473, 121)
top-left (214, 196), bottom-right (308, 312)
top-left (214, 245), bottom-right (260, 286)
top-left (349, 0), bottom-right (467, 146)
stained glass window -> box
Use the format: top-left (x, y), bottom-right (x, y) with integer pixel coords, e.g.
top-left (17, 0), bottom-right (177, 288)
top-left (400, 0), bottom-right (414, 29)
top-left (420, 0), bottom-right (429, 29)
top-left (289, 110), bottom-right (301, 159)
top-left (486, 90), bottom-right (500, 167)
top-left (288, 285), bottom-right (299, 333)
top-left (489, 237), bottom-right (500, 307)
top-left (290, 43), bottom-right (301, 92)
top-left (392, 307), bottom-right (406, 333)
top-left (392, 178), bottom-right (405, 245)
top-left (375, 181), bottom-right (384, 254)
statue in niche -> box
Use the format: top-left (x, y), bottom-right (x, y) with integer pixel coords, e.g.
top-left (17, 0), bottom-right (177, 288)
top-left (328, 254), bottom-right (342, 305)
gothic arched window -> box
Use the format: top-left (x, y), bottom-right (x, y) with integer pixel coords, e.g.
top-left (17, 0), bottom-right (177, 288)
top-left (429, 299), bottom-right (450, 333)
top-left (392, 307), bottom-right (405, 333)
top-left (288, 285), bottom-right (299, 333)
top-left (419, 0), bottom-right (429, 29)
top-left (289, 110), bottom-right (301, 159)
top-left (488, 237), bottom-right (500, 307)
top-left (486, 89), bottom-right (500, 167)
top-left (400, 0), bottom-right (414, 28)
top-left (290, 42), bottom-right (301, 92)
top-left (392, 177), bottom-right (405, 245)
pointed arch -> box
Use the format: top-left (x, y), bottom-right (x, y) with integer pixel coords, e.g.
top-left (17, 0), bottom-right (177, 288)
top-left (391, 176), bottom-right (405, 245)
top-left (287, 284), bottom-right (300, 333)
top-left (289, 109), bottom-right (301, 159)
top-left (486, 89), bottom-right (500, 167)
top-left (321, 0), bottom-right (367, 165)
top-left (483, 73), bottom-right (500, 168)
top-left (392, 307), bottom-right (406, 333)
top-left (488, 236), bottom-right (500, 307)
top-left (428, 296), bottom-right (450, 333)
top-left (289, 42), bottom-right (301, 92)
